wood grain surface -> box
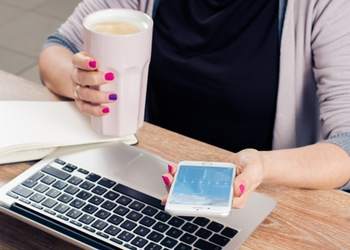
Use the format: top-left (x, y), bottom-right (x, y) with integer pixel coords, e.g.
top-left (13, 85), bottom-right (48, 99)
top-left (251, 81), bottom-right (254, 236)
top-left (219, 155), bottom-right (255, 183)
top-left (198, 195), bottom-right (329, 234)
top-left (1, 70), bottom-right (350, 249)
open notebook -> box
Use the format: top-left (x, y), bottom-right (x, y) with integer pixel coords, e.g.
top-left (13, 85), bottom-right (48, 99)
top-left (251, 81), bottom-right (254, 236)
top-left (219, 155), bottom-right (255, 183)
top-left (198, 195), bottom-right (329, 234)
top-left (0, 101), bottom-right (138, 164)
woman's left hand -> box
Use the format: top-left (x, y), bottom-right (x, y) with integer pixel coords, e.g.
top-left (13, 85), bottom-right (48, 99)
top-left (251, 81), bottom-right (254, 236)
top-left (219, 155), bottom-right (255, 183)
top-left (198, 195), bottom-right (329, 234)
top-left (161, 149), bottom-right (266, 209)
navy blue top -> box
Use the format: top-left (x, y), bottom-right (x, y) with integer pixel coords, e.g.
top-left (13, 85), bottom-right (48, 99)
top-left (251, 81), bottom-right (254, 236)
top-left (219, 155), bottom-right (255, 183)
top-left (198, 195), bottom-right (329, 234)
top-left (147, 0), bottom-right (280, 152)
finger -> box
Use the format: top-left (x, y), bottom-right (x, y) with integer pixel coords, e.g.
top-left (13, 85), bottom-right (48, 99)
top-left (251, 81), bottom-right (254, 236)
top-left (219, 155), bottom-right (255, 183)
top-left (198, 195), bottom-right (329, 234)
top-left (161, 194), bottom-right (168, 205)
top-left (232, 193), bottom-right (249, 209)
top-left (72, 68), bottom-right (115, 87)
top-left (77, 85), bottom-right (118, 104)
top-left (72, 51), bottom-right (98, 71)
top-left (161, 173), bottom-right (173, 192)
top-left (75, 99), bottom-right (110, 116)
top-left (167, 164), bottom-right (177, 176)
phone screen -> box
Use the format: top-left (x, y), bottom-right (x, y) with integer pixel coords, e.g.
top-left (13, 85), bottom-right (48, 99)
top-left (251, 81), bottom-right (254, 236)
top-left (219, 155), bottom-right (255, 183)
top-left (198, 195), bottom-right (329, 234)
top-left (168, 165), bottom-right (234, 207)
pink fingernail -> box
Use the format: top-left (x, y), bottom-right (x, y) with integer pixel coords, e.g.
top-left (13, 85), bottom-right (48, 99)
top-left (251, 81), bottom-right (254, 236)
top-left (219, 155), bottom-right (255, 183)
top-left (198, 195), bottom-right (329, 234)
top-left (162, 176), bottom-right (170, 186)
top-left (239, 184), bottom-right (245, 195)
top-left (88, 60), bottom-right (96, 68)
top-left (104, 72), bottom-right (115, 81)
top-left (102, 107), bottom-right (110, 114)
top-left (168, 164), bottom-right (174, 173)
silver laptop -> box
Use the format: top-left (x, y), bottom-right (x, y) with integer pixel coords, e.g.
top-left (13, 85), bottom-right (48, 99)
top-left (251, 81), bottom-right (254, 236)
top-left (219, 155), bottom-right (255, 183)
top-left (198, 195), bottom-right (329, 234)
top-left (0, 143), bottom-right (276, 250)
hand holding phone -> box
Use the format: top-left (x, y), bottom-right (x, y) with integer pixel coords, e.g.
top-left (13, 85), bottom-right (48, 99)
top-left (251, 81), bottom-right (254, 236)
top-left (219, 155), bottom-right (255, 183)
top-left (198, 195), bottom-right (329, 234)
top-left (165, 161), bottom-right (236, 217)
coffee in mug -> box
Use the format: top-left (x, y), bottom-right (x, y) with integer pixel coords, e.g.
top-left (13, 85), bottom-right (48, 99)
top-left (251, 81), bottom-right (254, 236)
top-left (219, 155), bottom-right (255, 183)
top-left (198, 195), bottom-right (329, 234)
top-left (83, 9), bottom-right (153, 137)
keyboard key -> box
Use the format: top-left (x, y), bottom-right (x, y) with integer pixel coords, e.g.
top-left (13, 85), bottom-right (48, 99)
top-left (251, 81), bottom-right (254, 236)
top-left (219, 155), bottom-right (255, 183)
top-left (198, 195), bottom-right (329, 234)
top-left (44, 209), bottom-right (56, 216)
top-left (70, 220), bottom-right (82, 227)
top-left (207, 221), bottom-right (224, 232)
top-left (52, 180), bottom-right (67, 190)
top-left (113, 205), bottom-right (129, 216)
top-left (139, 216), bottom-right (156, 227)
top-left (166, 227), bottom-right (183, 239)
top-left (86, 173), bottom-right (101, 182)
top-left (22, 179), bottom-right (37, 188)
top-left (68, 176), bottom-right (83, 186)
top-left (98, 177), bottom-right (116, 188)
top-left (134, 225), bottom-right (150, 237)
top-left (175, 243), bottom-right (192, 250)
top-left (41, 175), bottom-right (56, 185)
top-left (129, 200), bottom-right (145, 211)
top-left (42, 166), bottom-right (70, 180)
top-left (96, 231), bottom-right (109, 239)
top-left (155, 211), bottom-right (171, 222)
top-left (24, 172), bottom-right (43, 185)
top-left (180, 233), bottom-right (197, 244)
top-left (57, 214), bottom-right (69, 221)
top-left (141, 206), bottom-right (158, 216)
top-left (63, 163), bottom-right (77, 172)
top-left (181, 222), bottom-right (198, 233)
top-left (91, 219), bottom-right (108, 230)
top-left (19, 198), bottom-right (30, 204)
top-left (146, 231), bottom-right (164, 243)
top-left (66, 209), bottom-right (82, 219)
top-left (131, 236), bottom-right (148, 248)
top-left (42, 198), bottom-right (57, 208)
top-left (29, 193), bottom-right (45, 203)
top-left (120, 220), bottom-right (137, 231)
top-left (196, 228), bottom-right (212, 239)
top-left (118, 231), bottom-right (135, 242)
top-left (76, 190), bottom-right (92, 200)
top-left (82, 204), bottom-right (98, 214)
top-left (80, 181), bottom-right (95, 190)
top-left (34, 183), bottom-right (50, 193)
top-left (91, 186), bottom-right (107, 195)
top-left (88, 195), bottom-right (104, 205)
top-left (221, 227), bottom-right (238, 238)
top-left (116, 196), bottom-right (132, 206)
top-left (107, 215), bottom-right (124, 226)
top-left (77, 168), bottom-right (89, 175)
top-left (46, 188), bottom-right (61, 198)
top-left (95, 209), bottom-right (111, 220)
top-left (209, 234), bottom-right (230, 247)
top-left (145, 242), bottom-right (162, 250)
top-left (104, 191), bottom-right (119, 201)
top-left (101, 201), bottom-right (117, 210)
top-left (168, 217), bottom-right (185, 227)
top-left (64, 185), bottom-right (79, 195)
top-left (193, 217), bottom-right (210, 227)
top-left (194, 239), bottom-right (222, 250)
top-left (54, 203), bottom-right (70, 214)
top-left (70, 199), bottom-right (85, 208)
top-left (79, 214), bottom-right (95, 225)
top-left (83, 225), bottom-right (96, 232)
top-left (126, 211), bottom-right (142, 222)
top-left (54, 159), bottom-right (65, 165)
top-left (110, 238), bottom-right (123, 245)
top-left (58, 194), bottom-right (73, 203)
top-left (153, 221), bottom-right (169, 233)
top-left (104, 225), bottom-right (121, 236)
top-left (6, 192), bottom-right (18, 199)
top-left (114, 184), bottom-right (164, 210)
top-left (124, 244), bottom-right (137, 250)
top-left (160, 236), bottom-right (178, 248)
top-left (31, 203), bottom-right (43, 210)
top-left (180, 216), bottom-right (194, 221)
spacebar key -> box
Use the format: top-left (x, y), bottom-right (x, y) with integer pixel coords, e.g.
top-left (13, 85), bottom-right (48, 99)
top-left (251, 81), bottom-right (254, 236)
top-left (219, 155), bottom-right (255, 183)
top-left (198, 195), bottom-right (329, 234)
top-left (42, 166), bottom-right (71, 180)
top-left (113, 184), bottom-right (164, 210)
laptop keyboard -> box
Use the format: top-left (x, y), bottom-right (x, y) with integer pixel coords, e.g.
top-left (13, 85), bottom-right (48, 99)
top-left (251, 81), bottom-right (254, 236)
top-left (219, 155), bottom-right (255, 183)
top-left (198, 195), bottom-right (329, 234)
top-left (6, 159), bottom-right (238, 250)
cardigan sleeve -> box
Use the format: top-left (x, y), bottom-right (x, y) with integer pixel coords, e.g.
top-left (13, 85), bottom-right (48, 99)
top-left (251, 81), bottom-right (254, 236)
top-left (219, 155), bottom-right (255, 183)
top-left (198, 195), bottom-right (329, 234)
top-left (312, 0), bottom-right (350, 189)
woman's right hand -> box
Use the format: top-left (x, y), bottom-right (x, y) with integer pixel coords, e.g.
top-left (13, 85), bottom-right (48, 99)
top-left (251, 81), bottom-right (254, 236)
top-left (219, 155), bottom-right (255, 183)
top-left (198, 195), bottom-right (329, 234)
top-left (71, 52), bottom-right (118, 116)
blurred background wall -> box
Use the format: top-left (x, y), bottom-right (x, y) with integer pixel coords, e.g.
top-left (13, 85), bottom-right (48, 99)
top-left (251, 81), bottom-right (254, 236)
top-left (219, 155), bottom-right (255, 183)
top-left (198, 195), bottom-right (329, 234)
top-left (0, 0), bottom-right (80, 84)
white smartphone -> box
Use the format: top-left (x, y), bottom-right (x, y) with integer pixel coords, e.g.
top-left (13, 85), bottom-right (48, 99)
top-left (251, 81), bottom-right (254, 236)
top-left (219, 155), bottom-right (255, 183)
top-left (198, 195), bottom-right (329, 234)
top-left (165, 161), bottom-right (236, 217)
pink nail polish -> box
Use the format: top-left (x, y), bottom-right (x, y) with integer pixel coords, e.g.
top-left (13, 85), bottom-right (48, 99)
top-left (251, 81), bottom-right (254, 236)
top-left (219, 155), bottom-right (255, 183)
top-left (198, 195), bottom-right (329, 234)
top-left (88, 60), bottom-right (96, 68)
top-left (104, 72), bottom-right (115, 81)
top-left (168, 164), bottom-right (173, 173)
top-left (162, 176), bottom-right (170, 186)
top-left (239, 184), bottom-right (245, 195)
top-left (102, 107), bottom-right (110, 114)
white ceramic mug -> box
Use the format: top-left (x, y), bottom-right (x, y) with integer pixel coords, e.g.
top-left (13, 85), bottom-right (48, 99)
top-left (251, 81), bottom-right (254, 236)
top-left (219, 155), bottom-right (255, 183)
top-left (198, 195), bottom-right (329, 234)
top-left (83, 9), bottom-right (153, 137)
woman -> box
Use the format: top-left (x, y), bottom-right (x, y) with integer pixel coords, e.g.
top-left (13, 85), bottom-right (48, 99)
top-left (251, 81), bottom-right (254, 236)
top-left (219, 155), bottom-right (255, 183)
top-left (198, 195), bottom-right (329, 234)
top-left (39, 0), bottom-right (350, 208)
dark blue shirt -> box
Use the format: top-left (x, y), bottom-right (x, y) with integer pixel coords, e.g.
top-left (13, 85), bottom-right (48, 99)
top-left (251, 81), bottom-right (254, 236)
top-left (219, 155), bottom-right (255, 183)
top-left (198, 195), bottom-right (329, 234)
top-left (147, 0), bottom-right (279, 152)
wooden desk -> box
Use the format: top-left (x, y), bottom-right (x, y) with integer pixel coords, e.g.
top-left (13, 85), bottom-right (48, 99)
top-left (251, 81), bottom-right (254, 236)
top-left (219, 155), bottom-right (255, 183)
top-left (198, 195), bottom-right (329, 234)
top-left (0, 70), bottom-right (349, 250)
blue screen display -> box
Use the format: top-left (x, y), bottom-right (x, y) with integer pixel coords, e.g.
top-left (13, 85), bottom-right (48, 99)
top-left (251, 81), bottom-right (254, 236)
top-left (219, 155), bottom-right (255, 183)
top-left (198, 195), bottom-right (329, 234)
top-left (169, 165), bottom-right (234, 207)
